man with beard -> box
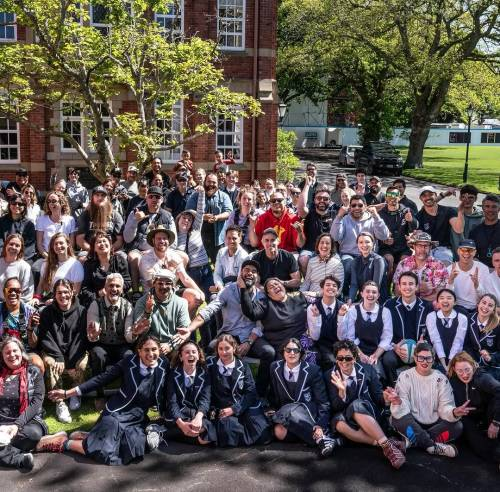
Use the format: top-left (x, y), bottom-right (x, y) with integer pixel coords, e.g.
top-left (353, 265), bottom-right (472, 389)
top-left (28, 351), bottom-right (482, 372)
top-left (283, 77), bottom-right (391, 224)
top-left (378, 186), bottom-right (418, 278)
top-left (142, 156), bottom-right (171, 190)
top-left (297, 177), bottom-right (338, 274)
top-left (469, 194), bottom-right (500, 268)
top-left (132, 269), bottom-right (190, 357)
top-left (185, 173), bottom-right (233, 264)
top-left (184, 260), bottom-right (274, 397)
top-left (417, 186), bottom-right (464, 265)
top-left (364, 176), bottom-right (385, 206)
top-left (86, 273), bottom-right (135, 407)
top-left (123, 185), bottom-right (177, 293)
top-left (393, 231), bottom-right (449, 302)
top-left (251, 228), bottom-right (301, 289)
top-left (250, 190), bottom-right (304, 253)
top-left (331, 195), bottom-right (390, 296)
top-left (66, 168), bottom-right (89, 220)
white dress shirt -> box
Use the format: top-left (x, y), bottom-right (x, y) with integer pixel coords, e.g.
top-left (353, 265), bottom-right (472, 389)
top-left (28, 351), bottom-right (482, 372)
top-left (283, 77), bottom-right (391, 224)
top-left (307, 300), bottom-right (337, 341)
top-left (425, 309), bottom-right (468, 361)
top-left (285, 363), bottom-right (301, 382)
top-left (217, 358), bottom-right (236, 376)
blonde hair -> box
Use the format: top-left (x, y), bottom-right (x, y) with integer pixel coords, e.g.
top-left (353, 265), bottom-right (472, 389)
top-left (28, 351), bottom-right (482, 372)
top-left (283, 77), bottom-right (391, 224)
top-left (478, 294), bottom-right (499, 334)
top-left (448, 351), bottom-right (478, 379)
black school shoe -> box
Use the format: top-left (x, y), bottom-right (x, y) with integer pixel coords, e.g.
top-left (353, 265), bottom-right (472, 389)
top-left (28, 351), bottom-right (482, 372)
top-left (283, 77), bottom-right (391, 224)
top-left (19, 453), bottom-right (34, 471)
top-left (318, 436), bottom-right (344, 458)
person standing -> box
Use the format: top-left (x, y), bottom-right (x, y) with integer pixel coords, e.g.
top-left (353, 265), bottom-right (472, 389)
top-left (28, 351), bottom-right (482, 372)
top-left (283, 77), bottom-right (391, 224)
top-left (469, 194), bottom-right (500, 268)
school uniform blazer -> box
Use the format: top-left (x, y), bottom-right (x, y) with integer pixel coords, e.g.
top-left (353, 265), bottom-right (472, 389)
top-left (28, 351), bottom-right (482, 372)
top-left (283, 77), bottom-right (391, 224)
top-left (270, 360), bottom-right (330, 430)
top-left (325, 362), bottom-right (385, 415)
top-left (384, 296), bottom-right (433, 343)
top-left (163, 366), bottom-right (211, 420)
top-left (206, 356), bottom-right (259, 416)
top-left (464, 311), bottom-right (500, 361)
top-left (78, 354), bottom-right (169, 414)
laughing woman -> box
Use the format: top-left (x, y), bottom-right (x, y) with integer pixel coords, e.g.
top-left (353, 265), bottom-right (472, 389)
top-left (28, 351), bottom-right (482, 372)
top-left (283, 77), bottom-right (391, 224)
top-left (206, 334), bottom-right (271, 447)
top-left (48, 335), bottom-right (169, 466)
top-left (269, 338), bottom-right (339, 458)
top-left (148, 340), bottom-right (215, 447)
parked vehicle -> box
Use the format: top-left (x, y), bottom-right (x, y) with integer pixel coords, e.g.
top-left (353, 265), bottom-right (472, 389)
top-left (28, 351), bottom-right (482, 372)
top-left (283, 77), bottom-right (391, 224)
top-left (354, 142), bottom-right (404, 175)
top-left (338, 145), bottom-right (362, 167)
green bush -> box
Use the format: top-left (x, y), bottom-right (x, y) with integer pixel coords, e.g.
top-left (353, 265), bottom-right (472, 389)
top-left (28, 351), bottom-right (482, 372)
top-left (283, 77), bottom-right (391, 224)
top-left (277, 129), bottom-right (300, 182)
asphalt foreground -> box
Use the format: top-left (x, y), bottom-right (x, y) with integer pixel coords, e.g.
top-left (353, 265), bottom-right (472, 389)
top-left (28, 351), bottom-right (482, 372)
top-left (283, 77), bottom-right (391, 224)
top-left (3, 152), bottom-right (497, 491)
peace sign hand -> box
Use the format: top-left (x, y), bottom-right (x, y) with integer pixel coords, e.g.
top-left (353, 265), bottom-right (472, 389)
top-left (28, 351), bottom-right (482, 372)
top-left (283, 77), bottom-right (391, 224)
top-left (454, 400), bottom-right (476, 417)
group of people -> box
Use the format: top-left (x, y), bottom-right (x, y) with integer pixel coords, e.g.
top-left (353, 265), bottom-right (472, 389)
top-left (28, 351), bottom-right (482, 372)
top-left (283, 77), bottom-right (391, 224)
top-left (0, 159), bottom-right (498, 472)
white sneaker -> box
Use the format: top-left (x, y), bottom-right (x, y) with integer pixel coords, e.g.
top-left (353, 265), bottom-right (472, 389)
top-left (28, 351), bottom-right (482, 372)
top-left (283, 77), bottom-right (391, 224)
top-left (426, 442), bottom-right (458, 458)
top-left (68, 395), bottom-right (81, 411)
top-left (56, 401), bottom-right (72, 424)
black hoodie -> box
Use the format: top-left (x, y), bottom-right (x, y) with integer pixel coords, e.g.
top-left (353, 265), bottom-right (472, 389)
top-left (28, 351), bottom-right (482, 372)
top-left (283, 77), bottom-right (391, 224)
top-left (38, 298), bottom-right (87, 368)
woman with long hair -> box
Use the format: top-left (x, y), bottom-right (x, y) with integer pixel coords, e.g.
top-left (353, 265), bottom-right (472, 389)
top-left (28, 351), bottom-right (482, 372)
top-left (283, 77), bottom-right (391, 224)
top-left (0, 196), bottom-right (36, 263)
top-left (48, 334), bottom-right (169, 465)
top-left (76, 186), bottom-right (124, 255)
top-left (36, 233), bottom-right (83, 298)
top-left (21, 184), bottom-right (41, 224)
top-left (147, 340), bottom-right (215, 447)
top-left (300, 233), bottom-right (344, 294)
top-left (464, 293), bottom-right (500, 378)
top-left (0, 234), bottom-right (34, 303)
top-left (448, 352), bottom-right (500, 465)
top-left (80, 230), bottom-right (131, 307)
top-left (206, 334), bottom-right (271, 447)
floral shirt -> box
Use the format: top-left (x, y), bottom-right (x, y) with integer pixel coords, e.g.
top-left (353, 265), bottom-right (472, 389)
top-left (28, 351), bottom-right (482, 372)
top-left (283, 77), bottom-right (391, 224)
top-left (393, 255), bottom-right (449, 300)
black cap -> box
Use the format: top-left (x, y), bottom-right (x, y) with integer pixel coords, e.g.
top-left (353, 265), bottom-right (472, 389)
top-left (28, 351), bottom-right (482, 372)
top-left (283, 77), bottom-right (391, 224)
top-left (458, 239), bottom-right (476, 249)
top-left (92, 185), bottom-right (108, 195)
top-left (16, 168), bottom-right (28, 176)
top-left (147, 186), bottom-right (163, 196)
top-left (241, 259), bottom-right (261, 275)
top-left (110, 167), bottom-right (122, 178)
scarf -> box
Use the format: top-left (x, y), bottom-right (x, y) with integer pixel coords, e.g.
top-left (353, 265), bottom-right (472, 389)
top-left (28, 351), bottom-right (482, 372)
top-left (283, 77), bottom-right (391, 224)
top-left (0, 360), bottom-right (29, 414)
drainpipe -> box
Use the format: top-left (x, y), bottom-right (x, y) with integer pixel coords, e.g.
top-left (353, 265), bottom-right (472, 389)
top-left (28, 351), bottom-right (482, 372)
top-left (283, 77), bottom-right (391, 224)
top-left (251, 0), bottom-right (260, 181)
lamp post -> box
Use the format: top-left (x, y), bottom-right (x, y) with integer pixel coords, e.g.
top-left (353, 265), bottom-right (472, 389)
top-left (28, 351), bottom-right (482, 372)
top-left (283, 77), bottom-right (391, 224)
top-left (278, 102), bottom-right (287, 124)
top-left (462, 103), bottom-right (474, 183)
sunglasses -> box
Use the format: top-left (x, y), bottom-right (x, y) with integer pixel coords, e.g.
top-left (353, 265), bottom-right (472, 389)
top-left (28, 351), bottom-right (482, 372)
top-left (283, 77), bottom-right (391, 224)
top-left (291, 192), bottom-right (300, 196)
top-left (385, 192), bottom-right (400, 198)
top-left (23, 191), bottom-right (34, 195)
top-left (270, 198), bottom-right (284, 204)
top-left (284, 347), bottom-right (301, 354)
top-left (415, 355), bottom-right (433, 363)
top-left (11, 202), bottom-right (25, 207)
top-left (147, 194), bottom-right (161, 199)
top-left (351, 204), bottom-right (364, 208)
top-left (336, 356), bottom-right (354, 362)
top-left (47, 199), bottom-right (60, 204)
top-left (5, 287), bottom-right (21, 295)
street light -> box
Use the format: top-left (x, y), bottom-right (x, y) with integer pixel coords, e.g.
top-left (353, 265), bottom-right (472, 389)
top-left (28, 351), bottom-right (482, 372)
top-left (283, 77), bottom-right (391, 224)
top-left (278, 102), bottom-right (287, 123)
top-left (462, 103), bottom-right (474, 183)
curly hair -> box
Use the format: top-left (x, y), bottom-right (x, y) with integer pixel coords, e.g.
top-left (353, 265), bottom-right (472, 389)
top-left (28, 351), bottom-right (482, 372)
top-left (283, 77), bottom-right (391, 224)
top-left (172, 340), bottom-right (206, 369)
top-left (332, 340), bottom-right (359, 361)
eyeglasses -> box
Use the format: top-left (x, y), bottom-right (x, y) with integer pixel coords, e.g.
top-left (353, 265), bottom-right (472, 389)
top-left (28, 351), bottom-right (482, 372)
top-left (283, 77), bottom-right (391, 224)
top-left (4, 287), bottom-right (21, 295)
top-left (316, 196), bottom-right (330, 202)
top-left (47, 199), bottom-right (60, 204)
top-left (351, 204), bottom-right (364, 208)
top-left (336, 356), bottom-right (354, 362)
top-left (415, 355), bottom-right (433, 363)
top-left (284, 347), bottom-right (301, 354)
top-left (455, 367), bottom-right (473, 375)
top-left (270, 198), bottom-right (284, 204)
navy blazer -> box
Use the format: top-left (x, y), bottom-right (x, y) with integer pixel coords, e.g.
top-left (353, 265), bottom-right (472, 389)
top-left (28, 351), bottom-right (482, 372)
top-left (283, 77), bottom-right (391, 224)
top-left (384, 296), bottom-right (432, 343)
top-left (78, 354), bottom-right (169, 413)
top-left (270, 360), bottom-right (330, 430)
top-left (464, 311), bottom-right (500, 362)
top-left (325, 362), bottom-right (385, 414)
top-left (163, 365), bottom-right (211, 420)
top-left (206, 356), bottom-right (259, 416)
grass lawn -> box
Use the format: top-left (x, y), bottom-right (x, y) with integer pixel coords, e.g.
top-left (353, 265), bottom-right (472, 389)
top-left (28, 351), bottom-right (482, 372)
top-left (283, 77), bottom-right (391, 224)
top-left (398, 146), bottom-right (500, 193)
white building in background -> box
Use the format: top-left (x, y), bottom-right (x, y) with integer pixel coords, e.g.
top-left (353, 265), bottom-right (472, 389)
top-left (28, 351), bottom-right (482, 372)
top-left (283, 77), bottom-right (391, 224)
top-left (281, 97), bottom-right (500, 148)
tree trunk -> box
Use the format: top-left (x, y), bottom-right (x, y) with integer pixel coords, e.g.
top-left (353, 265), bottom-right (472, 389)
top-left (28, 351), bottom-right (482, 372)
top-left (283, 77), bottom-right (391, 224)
top-left (405, 112), bottom-right (431, 169)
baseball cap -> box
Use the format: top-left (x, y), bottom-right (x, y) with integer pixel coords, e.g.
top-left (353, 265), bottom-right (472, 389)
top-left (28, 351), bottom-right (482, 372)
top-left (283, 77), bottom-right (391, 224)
top-left (152, 269), bottom-right (176, 283)
top-left (16, 168), bottom-right (28, 176)
top-left (419, 185), bottom-right (437, 196)
top-left (127, 165), bottom-right (139, 173)
top-left (92, 185), bottom-right (108, 195)
top-left (458, 239), bottom-right (476, 249)
top-left (147, 186), bottom-right (163, 196)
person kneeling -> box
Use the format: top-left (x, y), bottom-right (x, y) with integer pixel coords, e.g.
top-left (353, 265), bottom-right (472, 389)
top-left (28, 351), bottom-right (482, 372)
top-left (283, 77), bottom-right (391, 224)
top-left (48, 335), bottom-right (168, 466)
top-left (269, 338), bottom-right (342, 458)
top-left (147, 341), bottom-right (215, 448)
top-left (326, 340), bottom-right (406, 469)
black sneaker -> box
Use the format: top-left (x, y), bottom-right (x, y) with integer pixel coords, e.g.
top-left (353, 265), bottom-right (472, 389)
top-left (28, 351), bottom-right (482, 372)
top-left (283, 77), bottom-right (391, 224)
top-left (20, 453), bottom-right (34, 471)
top-left (318, 436), bottom-right (344, 458)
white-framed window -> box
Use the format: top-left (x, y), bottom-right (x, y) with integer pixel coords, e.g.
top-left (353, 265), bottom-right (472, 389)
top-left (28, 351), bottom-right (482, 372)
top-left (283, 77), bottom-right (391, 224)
top-left (217, 0), bottom-right (245, 50)
top-left (216, 114), bottom-right (243, 162)
top-left (157, 101), bottom-right (183, 162)
top-left (0, 117), bottom-right (20, 163)
top-left (0, 12), bottom-right (16, 41)
top-left (155, 0), bottom-right (183, 36)
top-left (88, 102), bottom-right (112, 151)
top-left (60, 102), bottom-right (83, 152)
top-left (90, 3), bottom-right (110, 35)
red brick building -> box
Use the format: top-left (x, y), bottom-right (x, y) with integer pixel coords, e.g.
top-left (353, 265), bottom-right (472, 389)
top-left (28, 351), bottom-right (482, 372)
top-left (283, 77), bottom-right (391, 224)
top-left (0, 2), bottom-right (278, 189)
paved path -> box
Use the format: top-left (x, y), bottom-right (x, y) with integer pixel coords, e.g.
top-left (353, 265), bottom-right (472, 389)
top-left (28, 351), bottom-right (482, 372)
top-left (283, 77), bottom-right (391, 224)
top-left (294, 149), bottom-right (488, 208)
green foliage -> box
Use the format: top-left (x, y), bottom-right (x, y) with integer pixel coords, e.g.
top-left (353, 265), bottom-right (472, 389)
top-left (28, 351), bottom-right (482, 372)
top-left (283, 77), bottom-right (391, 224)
top-left (0, 0), bottom-right (261, 180)
top-left (276, 129), bottom-right (300, 182)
